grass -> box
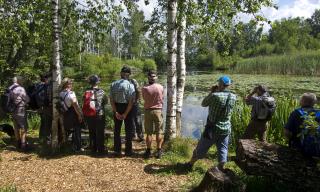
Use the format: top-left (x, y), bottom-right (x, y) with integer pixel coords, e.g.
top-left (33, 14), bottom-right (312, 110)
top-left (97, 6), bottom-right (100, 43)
top-left (233, 50), bottom-right (320, 75)
top-left (0, 185), bottom-right (17, 192)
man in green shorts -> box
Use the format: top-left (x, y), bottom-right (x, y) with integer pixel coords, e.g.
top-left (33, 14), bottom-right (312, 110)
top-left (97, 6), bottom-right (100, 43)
top-left (141, 70), bottom-right (164, 159)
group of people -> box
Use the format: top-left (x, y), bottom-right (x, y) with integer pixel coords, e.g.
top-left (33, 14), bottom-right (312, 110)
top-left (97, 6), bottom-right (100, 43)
top-left (7, 66), bottom-right (164, 159)
top-left (5, 69), bottom-right (320, 169)
top-left (178, 76), bottom-right (319, 171)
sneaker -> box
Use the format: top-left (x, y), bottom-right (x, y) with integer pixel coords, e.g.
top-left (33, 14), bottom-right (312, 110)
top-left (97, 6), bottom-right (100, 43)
top-left (176, 162), bottom-right (193, 171)
top-left (144, 149), bottom-right (151, 159)
top-left (125, 151), bottom-right (133, 157)
top-left (155, 149), bottom-right (163, 159)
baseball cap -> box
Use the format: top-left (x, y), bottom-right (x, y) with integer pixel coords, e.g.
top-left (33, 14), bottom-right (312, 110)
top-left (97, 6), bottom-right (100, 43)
top-left (121, 66), bottom-right (131, 74)
top-left (218, 75), bottom-right (232, 85)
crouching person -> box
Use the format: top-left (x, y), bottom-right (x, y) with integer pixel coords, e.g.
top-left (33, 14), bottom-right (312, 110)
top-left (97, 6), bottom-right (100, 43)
top-left (284, 93), bottom-right (320, 158)
top-left (60, 78), bottom-right (83, 152)
top-left (177, 76), bottom-right (237, 171)
top-left (10, 76), bottom-right (30, 150)
top-left (82, 75), bottom-right (108, 155)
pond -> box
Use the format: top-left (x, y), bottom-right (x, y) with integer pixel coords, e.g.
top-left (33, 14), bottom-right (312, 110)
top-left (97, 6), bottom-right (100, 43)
top-left (168, 73), bottom-right (320, 139)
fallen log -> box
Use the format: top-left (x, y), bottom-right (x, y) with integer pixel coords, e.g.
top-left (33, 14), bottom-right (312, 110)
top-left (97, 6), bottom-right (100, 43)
top-left (236, 139), bottom-right (320, 191)
top-left (192, 167), bottom-right (245, 192)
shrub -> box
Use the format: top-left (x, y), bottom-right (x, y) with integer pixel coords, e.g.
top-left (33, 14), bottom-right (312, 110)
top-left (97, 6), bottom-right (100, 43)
top-left (142, 59), bottom-right (157, 72)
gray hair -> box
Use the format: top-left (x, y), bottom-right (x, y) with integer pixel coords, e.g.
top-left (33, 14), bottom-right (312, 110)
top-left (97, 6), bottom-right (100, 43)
top-left (300, 93), bottom-right (317, 107)
top-left (12, 76), bottom-right (23, 84)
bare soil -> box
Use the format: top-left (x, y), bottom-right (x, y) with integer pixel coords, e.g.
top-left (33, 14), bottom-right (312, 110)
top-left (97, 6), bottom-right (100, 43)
top-left (0, 140), bottom-right (190, 192)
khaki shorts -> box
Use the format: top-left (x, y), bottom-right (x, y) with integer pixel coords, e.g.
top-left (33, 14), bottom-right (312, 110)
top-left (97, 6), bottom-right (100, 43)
top-left (12, 115), bottom-right (28, 131)
top-left (144, 109), bottom-right (163, 135)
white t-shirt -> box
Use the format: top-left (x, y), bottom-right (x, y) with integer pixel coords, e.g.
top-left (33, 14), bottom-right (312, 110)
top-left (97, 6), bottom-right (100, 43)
top-left (59, 90), bottom-right (77, 108)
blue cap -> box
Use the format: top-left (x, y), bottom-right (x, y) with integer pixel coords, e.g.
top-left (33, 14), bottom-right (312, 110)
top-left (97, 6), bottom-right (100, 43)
top-left (218, 76), bottom-right (232, 85)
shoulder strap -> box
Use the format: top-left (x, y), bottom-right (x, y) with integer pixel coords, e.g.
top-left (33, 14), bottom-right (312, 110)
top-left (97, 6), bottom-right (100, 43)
top-left (10, 85), bottom-right (20, 91)
top-left (61, 91), bottom-right (70, 107)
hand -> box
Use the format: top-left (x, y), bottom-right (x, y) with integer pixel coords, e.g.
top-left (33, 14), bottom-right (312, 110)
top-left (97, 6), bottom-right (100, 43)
top-left (78, 115), bottom-right (83, 123)
top-left (211, 85), bottom-right (218, 92)
top-left (115, 112), bottom-right (122, 120)
top-left (121, 114), bottom-right (127, 120)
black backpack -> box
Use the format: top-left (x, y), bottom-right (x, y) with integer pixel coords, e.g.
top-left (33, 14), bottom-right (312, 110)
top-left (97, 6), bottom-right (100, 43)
top-left (1, 85), bottom-right (19, 113)
top-left (27, 83), bottom-right (49, 110)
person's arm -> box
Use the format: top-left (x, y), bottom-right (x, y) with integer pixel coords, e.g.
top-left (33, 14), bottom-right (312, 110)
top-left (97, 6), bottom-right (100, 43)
top-left (245, 87), bottom-right (258, 105)
top-left (122, 98), bottom-right (134, 119)
top-left (284, 111), bottom-right (297, 141)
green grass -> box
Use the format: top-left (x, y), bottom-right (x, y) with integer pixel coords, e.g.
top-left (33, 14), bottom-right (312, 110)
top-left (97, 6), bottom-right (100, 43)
top-left (0, 185), bottom-right (17, 192)
top-left (234, 51), bottom-right (320, 75)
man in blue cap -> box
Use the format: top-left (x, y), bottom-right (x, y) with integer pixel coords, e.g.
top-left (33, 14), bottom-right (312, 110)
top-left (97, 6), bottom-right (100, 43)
top-left (178, 75), bottom-right (237, 171)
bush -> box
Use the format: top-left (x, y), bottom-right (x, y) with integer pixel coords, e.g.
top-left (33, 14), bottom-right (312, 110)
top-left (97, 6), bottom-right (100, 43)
top-left (142, 59), bottom-right (157, 72)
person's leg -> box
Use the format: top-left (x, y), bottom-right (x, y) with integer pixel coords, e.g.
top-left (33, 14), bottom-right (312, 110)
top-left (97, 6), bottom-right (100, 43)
top-left (20, 115), bottom-right (28, 150)
top-left (12, 117), bottom-right (21, 146)
top-left (135, 106), bottom-right (144, 140)
top-left (154, 109), bottom-right (164, 158)
top-left (113, 117), bottom-right (122, 154)
top-left (216, 134), bottom-right (230, 170)
top-left (124, 111), bottom-right (133, 155)
top-left (131, 104), bottom-right (138, 138)
top-left (190, 135), bottom-right (216, 165)
top-left (242, 120), bottom-right (257, 139)
top-left (96, 116), bottom-right (105, 153)
top-left (144, 109), bottom-right (153, 158)
top-left (39, 112), bottom-right (45, 142)
top-left (257, 121), bottom-right (268, 142)
top-left (86, 117), bottom-right (96, 152)
top-left (73, 122), bottom-right (82, 151)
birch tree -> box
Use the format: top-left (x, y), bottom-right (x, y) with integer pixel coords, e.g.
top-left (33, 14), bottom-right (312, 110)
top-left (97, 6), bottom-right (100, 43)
top-left (165, 0), bottom-right (178, 140)
top-left (175, 0), bottom-right (187, 136)
top-left (51, 0), bottom-right (62, 150)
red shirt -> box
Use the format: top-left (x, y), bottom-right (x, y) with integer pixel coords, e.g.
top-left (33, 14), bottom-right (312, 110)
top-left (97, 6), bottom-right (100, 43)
top-left (142, 83), bottom-right (164, 109)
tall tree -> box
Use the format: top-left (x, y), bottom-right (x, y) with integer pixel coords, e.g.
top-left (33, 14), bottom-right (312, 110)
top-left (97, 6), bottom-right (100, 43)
top-left (176, 0), bottom-right (187, 136)
top-left (165, 0), bottom-right (178, 140)
top-left (51, 0), bottom-right (62, 149)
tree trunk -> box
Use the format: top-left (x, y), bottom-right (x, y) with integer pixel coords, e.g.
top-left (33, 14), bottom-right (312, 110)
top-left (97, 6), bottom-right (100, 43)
top-left (192, 167), bottom-right (246, 192)
top-left (51, 0), bottom-right (63, 150)
top-left (236, 139), bottom-right (320, 192)
top-left (176, 4), bottom-right (186, 137)
top-left (165, 0), bottom-right (178, 141)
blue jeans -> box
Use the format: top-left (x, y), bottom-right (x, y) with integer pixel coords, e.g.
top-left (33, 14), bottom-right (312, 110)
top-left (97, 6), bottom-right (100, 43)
top-left (192, 134), bottom-right (230, 163)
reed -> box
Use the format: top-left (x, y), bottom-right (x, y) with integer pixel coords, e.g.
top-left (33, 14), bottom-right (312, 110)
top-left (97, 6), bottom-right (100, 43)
top-left (234, 51), bottom-right (320, 75)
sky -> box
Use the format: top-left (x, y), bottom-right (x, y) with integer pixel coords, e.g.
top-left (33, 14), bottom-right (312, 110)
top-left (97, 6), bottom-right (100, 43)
top-left (137, 0), bottom-right (320, 22)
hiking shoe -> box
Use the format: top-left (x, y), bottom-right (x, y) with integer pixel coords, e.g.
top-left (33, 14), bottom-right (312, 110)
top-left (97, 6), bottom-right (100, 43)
top-left (155, 149), bottom-right (163, 159)
top-left (176, 162), bottom-right (193, 171)
top-left (144, 149), bottom-right (151, 159)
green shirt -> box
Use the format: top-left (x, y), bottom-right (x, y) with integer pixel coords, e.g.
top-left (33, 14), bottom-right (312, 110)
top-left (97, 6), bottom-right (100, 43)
top-left (202, 90), bottom-right (237, 135)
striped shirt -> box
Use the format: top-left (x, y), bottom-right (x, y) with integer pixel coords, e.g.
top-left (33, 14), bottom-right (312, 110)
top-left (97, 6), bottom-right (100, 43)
top-left (202, 90), bottom-right (237, 135)
top-left (109, 79), bottom-right (135, 104)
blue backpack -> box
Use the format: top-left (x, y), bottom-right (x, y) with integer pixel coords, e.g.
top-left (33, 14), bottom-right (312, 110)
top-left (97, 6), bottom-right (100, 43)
top-left (297, 108), bottom-right (320, 157)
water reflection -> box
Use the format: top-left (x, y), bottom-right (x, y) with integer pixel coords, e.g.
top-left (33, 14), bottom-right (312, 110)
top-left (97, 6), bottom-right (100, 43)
top-left (181, 95), bottom-right (207, 139)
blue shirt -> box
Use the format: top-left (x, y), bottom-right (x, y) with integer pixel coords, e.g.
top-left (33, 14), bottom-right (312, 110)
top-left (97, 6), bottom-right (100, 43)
top-left (109, 79), bottom-right (135, 103)
top-left (284, 107), bottom-right (315, 148)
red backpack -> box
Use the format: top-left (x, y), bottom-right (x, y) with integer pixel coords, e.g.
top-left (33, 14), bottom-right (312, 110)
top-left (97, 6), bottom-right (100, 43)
top-left (82, 90), bottom-right (96, 116)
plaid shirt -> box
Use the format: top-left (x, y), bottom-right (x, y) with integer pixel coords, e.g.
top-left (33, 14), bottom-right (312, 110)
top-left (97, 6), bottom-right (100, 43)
top-left (202, 90), bottom-right (237, 135)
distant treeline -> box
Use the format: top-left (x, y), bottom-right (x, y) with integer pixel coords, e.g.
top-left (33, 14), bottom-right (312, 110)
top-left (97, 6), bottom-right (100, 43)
top-left (186, 9), bottom-right (320, 73)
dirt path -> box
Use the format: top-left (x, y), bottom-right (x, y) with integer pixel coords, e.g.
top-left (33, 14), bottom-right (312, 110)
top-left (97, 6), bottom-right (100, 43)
top-left (0, 141), bottom-right (190, 192)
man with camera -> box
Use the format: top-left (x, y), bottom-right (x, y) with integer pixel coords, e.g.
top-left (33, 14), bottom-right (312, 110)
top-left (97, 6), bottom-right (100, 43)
top-left (177, 76), bottom-right (237, 171)
top-left (243, 85), bottom-right (276, 142)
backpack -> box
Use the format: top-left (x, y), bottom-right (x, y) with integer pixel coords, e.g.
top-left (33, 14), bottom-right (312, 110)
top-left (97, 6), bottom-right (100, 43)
top-left (27, 83), bottom-right (49, 110)
top-left (297, 108), bottom-right (320, 157)
top-left (82, 88), bottom-right (104, 117)
top-left (56, 91), bottom-right (70, 114)
top-left (1, 85), bottom-right (19, 113)
top-left (257, 96), bottom-right (276, 121)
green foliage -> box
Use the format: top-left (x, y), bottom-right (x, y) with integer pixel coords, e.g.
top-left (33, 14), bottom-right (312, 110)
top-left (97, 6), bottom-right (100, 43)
top-left (164, 137), bottom-right (195, 158)
top-left (142, 59), bottom-right (157, 72)
top-left (234, 51), bottom-right (320, 75)
top-left (0, 185), bottom-right (17, 192)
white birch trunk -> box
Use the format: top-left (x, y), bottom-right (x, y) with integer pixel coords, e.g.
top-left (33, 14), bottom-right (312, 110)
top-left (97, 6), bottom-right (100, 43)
top-left (51, 0), bottom-right (62, 149)
top-left (165, 0), bottom-right (178, 140)
top-left (176, 12), bottom-right (186, 137)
